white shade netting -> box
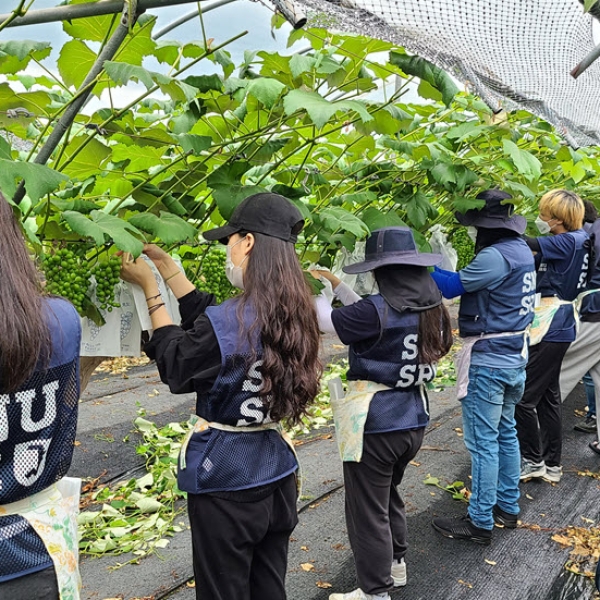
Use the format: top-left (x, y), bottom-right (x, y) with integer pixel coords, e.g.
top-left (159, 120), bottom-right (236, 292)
top-left (297, 0), bottom-right (600, 147)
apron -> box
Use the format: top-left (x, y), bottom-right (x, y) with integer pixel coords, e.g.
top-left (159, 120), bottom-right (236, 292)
top-left (529, 295), bottom-right (576, 346)
top-left (179, 416), bottom-right (301, 494)
top-left (0, 478), bottom-right (81, 600)
top-left (328, 378), bottom-right (394, 462)
top-left (455, 330), bottom-right (528, 400)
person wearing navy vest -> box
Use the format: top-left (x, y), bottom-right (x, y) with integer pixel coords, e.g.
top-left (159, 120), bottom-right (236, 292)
top-left (0, 192), bottom-right (82, 599)
top-left (119, 193), bottom-right (321, 600)
top-left (312, 227), bottom-right (453, 600)
top-left (559, 200), bottom-right (600, 452)
top-left (516, 189), bottom-right (589, 483)
top-left (429, 189), bottom-right (536, 545)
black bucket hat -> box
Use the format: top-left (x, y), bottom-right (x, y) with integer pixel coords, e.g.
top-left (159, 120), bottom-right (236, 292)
top-left (456, 189), bottom-right (526, 234)
top-left (343, 227), bottom-right (442, 274)
top-left (203, 192), bottom-right (304, 244)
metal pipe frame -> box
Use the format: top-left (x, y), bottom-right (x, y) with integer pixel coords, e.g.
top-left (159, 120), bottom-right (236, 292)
top-left (0, 0), bottom-right (200, 28)
top-left (12, 3), bottom-right (138, 204)
top-left (0, 0), bottom-right (306, 30)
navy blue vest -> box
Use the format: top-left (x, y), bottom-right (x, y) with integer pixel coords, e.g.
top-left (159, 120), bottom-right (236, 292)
top-left (177, 300), bottom-right (297, 494)
top-left (459, 238), bottom-right (536, 355)
top-left (347, 295), bottom-right (434, 433)
top-left (537, 229), bottom-right (589, 301)
top-left (581, 220), bottom-right (600, 319)
top-left (537, 229), bottom-right (589, 339)
top-left (0, 298), bottom-right (81, 583)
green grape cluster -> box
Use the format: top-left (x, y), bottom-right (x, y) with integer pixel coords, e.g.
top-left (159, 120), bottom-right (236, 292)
top-left (91, 257), bottom-right (122, 311)
top-left (42, 248), bottom-right (91, 315)
top-left (451, 228), bottom-right (475, 270)
top-left (197, 247), bottom-right (234, 303)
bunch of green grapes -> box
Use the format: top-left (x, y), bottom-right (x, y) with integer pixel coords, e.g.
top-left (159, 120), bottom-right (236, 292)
top-left (451, 228), bottom-right (475, 270)
top-left (42, 247), bottom-right (91, 315)
top-left (197, 246), bottom-right (234, 303)
top-left (91, 257), bottom-right (122, 311)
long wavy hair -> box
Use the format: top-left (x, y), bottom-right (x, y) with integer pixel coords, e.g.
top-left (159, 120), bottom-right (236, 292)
top-left (237, 232), bottom-right (322, 426)
top-left (418, 304), bottom-right (453, 364)
top-left (0, 193), bottom-right (50, 393)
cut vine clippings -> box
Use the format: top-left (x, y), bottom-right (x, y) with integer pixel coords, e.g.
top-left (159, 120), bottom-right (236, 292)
top-left (78, 415), bottom-right (190, 567)
top-left (77, 361), bottom-right (347, 564)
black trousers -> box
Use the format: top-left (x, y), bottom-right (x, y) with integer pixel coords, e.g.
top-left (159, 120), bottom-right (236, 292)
top-left (515, 341), bottom-right (570, 467)
top-left (187, 474), bottom-right (298, 600)
top-left (342, 428), bottom-right (425, 596)
top-left (0, 565), bottom-right (59, 600)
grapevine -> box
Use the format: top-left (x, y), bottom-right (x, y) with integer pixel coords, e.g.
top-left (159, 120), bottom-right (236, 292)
top-left (197, 246), bottom-right (234, 303)
top-left (450, 228), bottom-right (475, 270)
top-left (42, 247), bottom-right (91, 316)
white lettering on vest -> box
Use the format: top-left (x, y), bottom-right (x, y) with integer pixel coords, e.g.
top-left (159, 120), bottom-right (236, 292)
top-left (238, 361), bottom-right (271, 425)
top-left (396, 364), bottom-right (436, 388)
top-left (519, 271), bottom-right (537, 316)
top-left (578, 253), bottom-right (589, 290)
top-left (13, 438), bottom-right (51, 487)
top-left (401, 334), bottom-right (418, 360)
top-left (0, 395), bottom-right (10, 442)
top-left (16, 381), bottom-right (59, 433)
top-left (242, 361), bottom-right (263, 393)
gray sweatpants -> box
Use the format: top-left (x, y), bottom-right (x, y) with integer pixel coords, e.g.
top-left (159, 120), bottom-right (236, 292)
top-left (559, 320), bottom-right (600, 439)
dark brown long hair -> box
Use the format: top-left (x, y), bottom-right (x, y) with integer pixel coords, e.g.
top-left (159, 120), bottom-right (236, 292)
top-left (237, 232), bottom-right (322, 426)
top-left (0, 193), bottom-right (50, 393)
top-left (418, 304), bottom-right (453, 364)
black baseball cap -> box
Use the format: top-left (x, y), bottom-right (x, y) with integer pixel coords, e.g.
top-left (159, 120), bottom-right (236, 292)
top-left (203, 193), bottom-right (305, 244)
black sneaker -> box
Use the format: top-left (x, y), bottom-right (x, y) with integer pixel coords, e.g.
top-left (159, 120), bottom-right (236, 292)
top-left (432, 515), bottom-right (492, 545)
top-left (574, 416), bottom-right (597, 433)
top-left (493, 505), bottom-right (518, 529)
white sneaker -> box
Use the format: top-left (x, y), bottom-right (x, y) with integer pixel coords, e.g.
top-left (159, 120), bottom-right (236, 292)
top-left (520, 459), bottom-right (546, 480)
top-left (391, 558), bottom-right (407, 587)
top-left (542, 465), bottom-right (562, 483)
top-left (329, 589), bottom-right (390, 600)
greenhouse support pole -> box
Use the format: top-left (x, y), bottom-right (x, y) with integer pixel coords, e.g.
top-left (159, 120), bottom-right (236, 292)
top-left (154, 0), bottom-right (239, 39)
top-left (0, 0), bottom-right (198, 28)
top-left (0, 0), bottom-right (306, 30)
top-left (12, 3), bottom-right (140, 205)
top-left (571, 42), bottom-right (600, 79)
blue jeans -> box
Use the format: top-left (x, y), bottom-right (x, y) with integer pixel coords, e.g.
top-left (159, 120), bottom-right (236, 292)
top-left (582, 372), bottom-right (596, 418)
top-left (461, 365), bottom-right (526, 530)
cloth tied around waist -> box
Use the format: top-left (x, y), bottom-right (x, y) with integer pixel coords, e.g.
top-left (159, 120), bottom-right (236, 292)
top-left (529, 295), bottom-right (575, 346)
top-left (455, 330), bottom-right (528, 400)
top-left (178, 415), bottom-right (300, 493)
top-left (0, 478), bottom-right (82, 600)
top-left (328, 378), bottom-right (394, 462)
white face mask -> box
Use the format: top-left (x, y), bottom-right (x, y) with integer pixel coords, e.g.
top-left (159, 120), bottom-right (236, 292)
top-left (535, 216), bottom-right (552, 235)
top-left (225, 238), bottom-right (248, 289)
top-left (466, 226), bottom-right (478, 243)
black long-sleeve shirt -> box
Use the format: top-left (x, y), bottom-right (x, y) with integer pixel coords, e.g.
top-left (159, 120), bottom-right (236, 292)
top-left (144, 290), bottom-right (221, 395)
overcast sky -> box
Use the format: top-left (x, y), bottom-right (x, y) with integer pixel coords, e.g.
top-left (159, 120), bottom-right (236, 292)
top-left (0, 0), bottom-right (295, 63)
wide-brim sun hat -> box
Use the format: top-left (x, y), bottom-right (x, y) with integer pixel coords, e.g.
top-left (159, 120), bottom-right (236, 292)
top-left (455, 189), bottom-right (526, 234)
top-left (343, 226), bottom-right (442, 274)
top-left (203, 192), bottom-right (304, 244)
